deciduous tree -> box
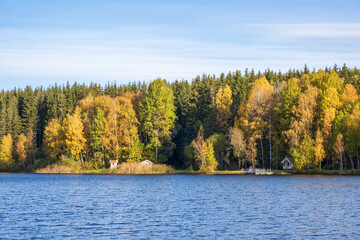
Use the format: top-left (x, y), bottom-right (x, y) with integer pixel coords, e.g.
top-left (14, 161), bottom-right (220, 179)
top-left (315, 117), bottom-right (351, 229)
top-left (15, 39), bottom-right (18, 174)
top-left (0, 134), bottom-right (13, 170)
top-left (291, 134), bottom-right (315, 170)
top-left (228, 127), bottom-right (246, 169)
top-left (215, 84), bottom-right (233, 132)
top-left (62, 107), bottom-right (86, 164)
top-left (139, 79), bottom-right (176, 162)
top-left (334, 134), bottom-right (345, 171)
top-left (314, 130), bottom-right (325, 170)
top-left (16, 134), bottom-right (27, 170)
top-left (44, 118), bottom-right (63, 161)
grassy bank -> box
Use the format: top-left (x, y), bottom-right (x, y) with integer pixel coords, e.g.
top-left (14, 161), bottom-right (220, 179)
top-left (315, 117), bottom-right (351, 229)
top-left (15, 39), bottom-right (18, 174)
top-left (174, 169), bottom-right (360, 175)
top-left (31, 163), bottom-right (360, 175)
top-left (36, 162), bottom-right (174, 174)
top-left (286, 169), bottom-right (360, 175)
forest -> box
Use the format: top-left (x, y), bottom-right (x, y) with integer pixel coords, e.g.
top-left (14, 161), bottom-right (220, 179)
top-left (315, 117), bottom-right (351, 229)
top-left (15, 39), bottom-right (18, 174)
top-left (0, 64), bottom-right (359, 172)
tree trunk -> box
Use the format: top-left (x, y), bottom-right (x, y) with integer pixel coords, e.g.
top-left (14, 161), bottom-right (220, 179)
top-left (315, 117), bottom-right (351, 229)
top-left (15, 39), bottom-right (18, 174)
top-left (357, 147), bottom-right (359, 170)
top-left (103, 150), bottom-right (105, 166)
top-left (269, 109), bottom-right (272, 170)
top-left (80, 152), bottom-right (84, 166)
top-left (155, 146), bottom-right (158, 162)
top-left (269, 135), bottom-right (272, 170)
top-left (350, 155), bottom-right (355, 170)
top-left (340, 150), bottom-right (343, 171)
top-left (260, 138), bottom-right (264, 168)
top-left (252, 148), bottom-right (254, 169)
top-left (326, 157), bottom-right (329, 170)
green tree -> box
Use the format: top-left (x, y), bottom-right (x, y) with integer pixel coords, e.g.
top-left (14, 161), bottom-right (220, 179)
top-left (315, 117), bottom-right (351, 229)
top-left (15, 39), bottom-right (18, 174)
top-left (344, 103), bottom-right (360, 169)
top-left (191, 126), bottom-right (218, 173)
top-left (284, 85), bottom-right (318, 148)
top-left (19, 86), bottom-right (38, 135)
top-left (139, 79), bottom-right (176, 162)
top-left (201, 142), bottom-right (218, 173)
top-left (275, 78), bottom-right (301, 133)
top-left (291, 134), bottom-right (315, 170)
top-left (90, 107), bottom-right (105, 153)
top-left (205, 133), bottom-right (227, 169)
top-left (90, 107), bottom-right (105, 167)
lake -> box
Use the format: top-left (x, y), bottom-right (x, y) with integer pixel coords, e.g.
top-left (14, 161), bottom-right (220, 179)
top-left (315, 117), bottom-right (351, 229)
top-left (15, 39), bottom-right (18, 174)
top-left (0, 174), bottom-right (359, 239)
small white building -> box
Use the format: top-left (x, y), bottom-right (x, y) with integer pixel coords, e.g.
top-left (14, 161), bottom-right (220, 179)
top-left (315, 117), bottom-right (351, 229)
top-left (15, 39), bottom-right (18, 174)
top-left (141, 160), bottom-right (153, 165)
top-left (110, 159), bottom-right (118, 169)
top-left (281, 157), bottom-right (293, 170)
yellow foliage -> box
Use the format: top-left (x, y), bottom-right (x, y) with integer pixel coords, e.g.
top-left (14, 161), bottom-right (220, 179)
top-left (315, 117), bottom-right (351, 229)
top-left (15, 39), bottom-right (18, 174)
top-left (285, 85), bottom-right (318, 147)
top-left (0, 134), bottom-right (13, 170)
top-left (16, 134), bottom-right (27, 168)
top-left (62, 107), bottom-right (86, 161)
top-left (246, 136), bottom-right (257, 168)
top-left (44, 118), bottom-right (64, 160)
top-left (322, 108), bottom-right (336, 139)
top-left (215, 84), bottom-right (233, 131)
top-left (334, 133), bottom-right (345, 170)
top-left (314, 130), bottom-right (325, 168)
top-left (341, 84), bottom-right (358, 108)
top-left (100, 94), bottom-right (141, 161)
top-left (245, 76), bottom-right (274, 137)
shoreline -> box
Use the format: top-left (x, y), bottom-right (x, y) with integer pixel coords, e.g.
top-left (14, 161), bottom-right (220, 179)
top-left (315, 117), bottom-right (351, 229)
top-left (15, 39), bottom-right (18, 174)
top-left (2, 169), bottom-right (360, 176)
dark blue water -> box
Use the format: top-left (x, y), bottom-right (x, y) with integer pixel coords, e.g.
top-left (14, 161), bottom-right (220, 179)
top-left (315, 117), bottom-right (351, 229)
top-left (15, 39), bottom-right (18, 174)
top-left (0, 174), bottom-right (359, 239)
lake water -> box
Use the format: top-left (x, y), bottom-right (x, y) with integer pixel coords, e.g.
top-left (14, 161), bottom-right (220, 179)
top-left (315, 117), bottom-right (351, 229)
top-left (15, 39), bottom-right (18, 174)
top-left (0, 174), bottom-right (359, 239)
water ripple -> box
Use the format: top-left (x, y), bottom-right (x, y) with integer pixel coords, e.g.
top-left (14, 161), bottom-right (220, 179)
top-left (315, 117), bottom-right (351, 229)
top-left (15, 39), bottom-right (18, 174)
top-left (0, 174), bottom-right (359, 239)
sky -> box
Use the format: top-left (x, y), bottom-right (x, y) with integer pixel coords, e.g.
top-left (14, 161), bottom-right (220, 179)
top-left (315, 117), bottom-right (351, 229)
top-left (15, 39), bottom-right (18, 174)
top-left (0, 0), bottom-right (360, 90)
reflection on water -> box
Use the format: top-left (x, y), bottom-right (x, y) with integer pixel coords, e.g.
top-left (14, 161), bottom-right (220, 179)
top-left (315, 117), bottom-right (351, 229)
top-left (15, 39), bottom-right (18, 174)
top-left (0, 174), bottom-right (359, 239)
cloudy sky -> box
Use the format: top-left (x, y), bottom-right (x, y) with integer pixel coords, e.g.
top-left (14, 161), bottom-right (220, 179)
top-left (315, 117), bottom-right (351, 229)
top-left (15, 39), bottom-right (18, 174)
top-left (0, 0), bottom-right (359, 90)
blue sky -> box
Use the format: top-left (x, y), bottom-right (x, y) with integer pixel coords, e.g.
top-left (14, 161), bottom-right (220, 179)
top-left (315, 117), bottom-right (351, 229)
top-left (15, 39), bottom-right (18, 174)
top-left (0, 0), bottom-right (360, 90)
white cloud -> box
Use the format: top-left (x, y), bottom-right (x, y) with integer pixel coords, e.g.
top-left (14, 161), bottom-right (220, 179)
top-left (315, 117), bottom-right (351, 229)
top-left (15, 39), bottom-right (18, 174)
top-left (0, 24), bottom-right (359, 89)
top-left (249, 23), bottom-right (360, 39)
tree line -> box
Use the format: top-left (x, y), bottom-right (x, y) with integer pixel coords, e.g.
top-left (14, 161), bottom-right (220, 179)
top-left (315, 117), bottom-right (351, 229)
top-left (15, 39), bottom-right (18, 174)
top-left (0, 64), bottom-right (359, 172)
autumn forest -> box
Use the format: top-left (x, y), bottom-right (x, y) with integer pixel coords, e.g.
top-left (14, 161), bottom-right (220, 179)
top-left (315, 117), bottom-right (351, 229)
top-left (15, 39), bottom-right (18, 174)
top-left (0, 64), bottom-right (360, 172)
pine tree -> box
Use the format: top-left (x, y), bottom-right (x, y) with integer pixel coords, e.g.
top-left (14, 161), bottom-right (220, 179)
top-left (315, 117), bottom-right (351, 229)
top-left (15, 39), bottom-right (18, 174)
top-left (19, 86), bottom-right (38, 135)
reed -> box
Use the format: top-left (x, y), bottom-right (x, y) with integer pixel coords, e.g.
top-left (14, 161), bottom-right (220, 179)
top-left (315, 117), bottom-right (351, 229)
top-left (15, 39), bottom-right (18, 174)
top-left (36, 162), bottom-right (174, 174)
top-left (36, 164), bottom-right (83, 174)
top-left (110, 162), bottom-right (174, 174)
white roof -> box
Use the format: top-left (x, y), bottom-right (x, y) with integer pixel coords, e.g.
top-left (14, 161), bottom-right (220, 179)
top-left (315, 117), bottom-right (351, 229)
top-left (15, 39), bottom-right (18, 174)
top-left (281, 157), bottom-right (291, 164)
top-left (141, 160), bottom-right (153, 165)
